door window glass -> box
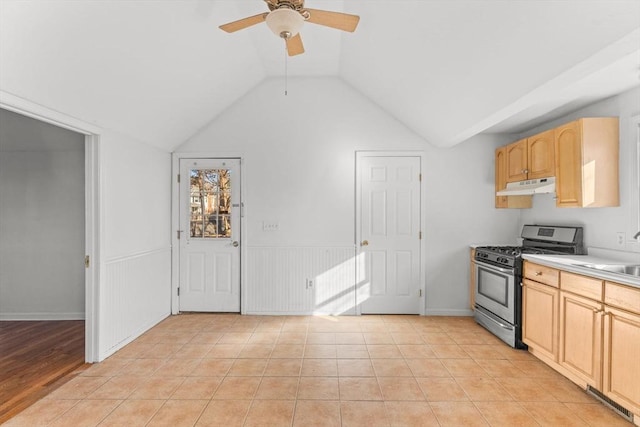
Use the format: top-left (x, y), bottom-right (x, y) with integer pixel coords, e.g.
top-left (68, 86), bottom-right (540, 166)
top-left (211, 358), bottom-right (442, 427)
top-left (189, 168), bottom-right (231, 238)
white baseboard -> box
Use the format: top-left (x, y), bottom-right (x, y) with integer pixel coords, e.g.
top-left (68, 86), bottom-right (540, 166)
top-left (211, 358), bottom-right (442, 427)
top-left (98, 311), bottom-right (169, 361)
top-left (424, 309), bottom-right (474, 317)
top-left (0, 312), bottom-right (85, 321)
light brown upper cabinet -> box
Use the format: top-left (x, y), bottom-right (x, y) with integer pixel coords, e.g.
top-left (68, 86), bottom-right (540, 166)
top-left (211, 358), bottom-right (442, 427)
top-left (505, 139), bottom-right (528, 182)
top-left (495, 146), bottom-right (531, 209)
top-left (528, 129), bottom-right (556, 179)
top-left (505, 129), bottom-right (555, 183)
top-left (555, 118), bottom-right (619, 208)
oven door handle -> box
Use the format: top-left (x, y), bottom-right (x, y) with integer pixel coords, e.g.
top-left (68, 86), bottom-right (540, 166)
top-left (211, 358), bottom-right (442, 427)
top-left (476, 262), bottom-right (514, 275)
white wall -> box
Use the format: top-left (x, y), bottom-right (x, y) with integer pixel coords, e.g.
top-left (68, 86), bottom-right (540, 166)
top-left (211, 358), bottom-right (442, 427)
top-left (98, 129), bottom-right (172, 359)
top-left (518, 87), bottom-right (640, 254)
top-left (177, 77), bottom-right (520, 315)
top-left (0, 109), bottom-right (85, 320)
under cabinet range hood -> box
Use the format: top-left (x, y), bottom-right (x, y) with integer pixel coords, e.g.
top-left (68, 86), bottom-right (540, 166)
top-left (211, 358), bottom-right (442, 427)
top-left (497, 177), bottom-right (556, 196)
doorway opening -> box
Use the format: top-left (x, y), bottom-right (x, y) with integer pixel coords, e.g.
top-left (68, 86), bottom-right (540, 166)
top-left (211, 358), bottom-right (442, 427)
top-left (0, 92), bottom-right (101, 364)
top-left (0, 108), bottom-right (91, 422)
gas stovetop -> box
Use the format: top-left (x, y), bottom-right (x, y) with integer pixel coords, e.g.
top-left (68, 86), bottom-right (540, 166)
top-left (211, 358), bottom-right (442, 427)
top-left (475, 246), bottom-right (559, 269)
top-left (475, 225), bottom-right (585, 270)
top-left (476, 246), bottom-right (550, 256)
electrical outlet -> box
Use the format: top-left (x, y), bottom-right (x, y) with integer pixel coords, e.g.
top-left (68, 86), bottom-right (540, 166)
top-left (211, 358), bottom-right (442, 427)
top-left (616, 232), bottom-right (625, 248)
top-left (308, 279), bottom-right (314, 289)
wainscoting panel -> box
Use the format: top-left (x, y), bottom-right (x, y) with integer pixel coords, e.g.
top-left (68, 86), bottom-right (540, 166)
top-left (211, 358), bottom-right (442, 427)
top-left (100, 247), bottom-right (171, 359)
top-left (245, 246), bottom-right (357, 315)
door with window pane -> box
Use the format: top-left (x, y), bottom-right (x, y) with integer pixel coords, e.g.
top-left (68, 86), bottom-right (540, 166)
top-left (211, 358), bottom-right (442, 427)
top-left (179, 158), bottom-right (240, 312)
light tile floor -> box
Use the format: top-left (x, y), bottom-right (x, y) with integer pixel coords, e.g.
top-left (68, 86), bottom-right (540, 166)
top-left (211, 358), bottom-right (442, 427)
top-left (4, 314), bottom-right (634, 426)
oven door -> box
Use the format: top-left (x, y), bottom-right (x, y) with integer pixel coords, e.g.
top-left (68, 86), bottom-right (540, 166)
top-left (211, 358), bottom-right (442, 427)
top-left (474, 261), bottom-right (515, 324)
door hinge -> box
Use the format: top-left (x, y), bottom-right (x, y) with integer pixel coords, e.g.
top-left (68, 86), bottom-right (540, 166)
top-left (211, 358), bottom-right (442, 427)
top-left (177, 287), bottom-right (180, 296)
top-left (84, 255), bottom-right (90, 268)
top-left (177, 174), bottom-right (180, 183)
top-left (419, 173), bottom-right (422, 182)
top-left (177, 230), bottom-right (181, 240)
top-left (419, 231), bottom-right (422, 240)
top-left (419, 289), bottom-right (422, 297)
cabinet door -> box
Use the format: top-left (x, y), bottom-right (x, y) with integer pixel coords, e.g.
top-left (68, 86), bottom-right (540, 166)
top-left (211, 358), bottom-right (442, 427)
top-left (603, 307), bottom-right (640, 414)
top-left (558, 291), bottom-right (602, 388)
top-left (522, 279), bottom-right (558, 362)
top-left (555, 121), bottom-right (582, 207)
top-left (505, 139), bottom-right (528, 182)
top-left (527, 129), bottom-right (555, 179)
top-left (496, 145), bottom-right (532, 209)
top-left (495, 147), bottom-right (508, 208)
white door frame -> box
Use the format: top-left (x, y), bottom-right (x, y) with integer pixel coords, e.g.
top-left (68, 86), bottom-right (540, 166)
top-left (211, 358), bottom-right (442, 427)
top-left (171, 152), bottom-right (246, 314)
top-left (0, 90), bottom-right (102, 362)
top-left (355, 151), bottom-right (427, 316)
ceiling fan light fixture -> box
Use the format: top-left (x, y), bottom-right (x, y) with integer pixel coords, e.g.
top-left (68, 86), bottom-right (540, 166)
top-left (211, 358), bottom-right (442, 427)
top-left (265, 8), bottom-right (304, 39)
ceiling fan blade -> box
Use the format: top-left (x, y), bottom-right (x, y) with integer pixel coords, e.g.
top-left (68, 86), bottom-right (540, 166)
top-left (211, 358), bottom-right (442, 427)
top-left (286, 33), bottom-right (305, 56)
top-left (305, 9), bottom-right (360, 32)
top-left (219, 12), bottom-right (268, 33)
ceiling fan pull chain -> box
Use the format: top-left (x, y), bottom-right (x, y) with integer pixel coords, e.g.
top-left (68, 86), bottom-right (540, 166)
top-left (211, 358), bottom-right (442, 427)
top-left (284, 44), bottom-right (288, 96)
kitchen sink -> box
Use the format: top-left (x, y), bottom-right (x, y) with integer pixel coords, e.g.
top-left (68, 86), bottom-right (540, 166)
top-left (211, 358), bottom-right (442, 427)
top-left (580, 264), bottom-right (640, 277)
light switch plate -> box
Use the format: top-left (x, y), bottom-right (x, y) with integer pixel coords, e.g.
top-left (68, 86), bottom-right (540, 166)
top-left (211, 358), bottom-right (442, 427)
top-left (263, 221), bottom-right (279, 231)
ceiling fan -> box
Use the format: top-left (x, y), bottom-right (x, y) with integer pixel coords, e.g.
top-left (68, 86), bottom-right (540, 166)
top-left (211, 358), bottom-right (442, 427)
top-left (219, 0), bottom-right (360, 56)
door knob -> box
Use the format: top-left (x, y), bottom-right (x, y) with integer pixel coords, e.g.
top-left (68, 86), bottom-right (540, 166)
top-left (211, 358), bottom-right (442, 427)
top-left (361, 240), bottom-right (369, 247)
top-left (232, 241), bottom-right (239, 247)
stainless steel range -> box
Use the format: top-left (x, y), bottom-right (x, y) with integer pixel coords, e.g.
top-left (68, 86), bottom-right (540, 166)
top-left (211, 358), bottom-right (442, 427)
top-left (474, 225), bottom-right (585, 348)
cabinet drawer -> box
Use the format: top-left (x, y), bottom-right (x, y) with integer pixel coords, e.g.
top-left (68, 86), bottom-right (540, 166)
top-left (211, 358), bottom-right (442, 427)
top-left (561, 271), bottom-right (603, 301)
top-left (605, 282), bottom-right (640, 314)
top-left (524, 262), bottom-right (559, 287)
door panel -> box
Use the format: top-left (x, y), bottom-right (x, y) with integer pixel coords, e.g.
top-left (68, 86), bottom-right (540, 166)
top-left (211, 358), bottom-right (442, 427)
top-left (187, 252), bottom-right (206, 292)
top-left (179, 158), bottom-right (240, 312)
top-left (358, 155), bottom-right (421, 314)
top-left (395, 251), bottom-right (411, 295)
top-left (558, 291), bottom-right (602, 388)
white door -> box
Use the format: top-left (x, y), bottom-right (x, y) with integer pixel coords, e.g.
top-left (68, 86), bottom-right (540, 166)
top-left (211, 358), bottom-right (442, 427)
top-left (179, 159), bottom-right (241, 312)
top-left (357, 155), bottom-right (422, 314)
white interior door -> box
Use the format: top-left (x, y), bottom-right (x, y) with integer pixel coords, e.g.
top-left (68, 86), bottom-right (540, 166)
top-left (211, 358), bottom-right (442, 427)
top-left (358, 155), bottom-right (422, 314)
top-left (179, 159), bottom-right (240, 312)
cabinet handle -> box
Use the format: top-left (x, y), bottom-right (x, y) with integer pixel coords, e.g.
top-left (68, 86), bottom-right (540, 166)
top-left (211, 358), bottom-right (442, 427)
top-left (535, 271), bottom-right (542, 276)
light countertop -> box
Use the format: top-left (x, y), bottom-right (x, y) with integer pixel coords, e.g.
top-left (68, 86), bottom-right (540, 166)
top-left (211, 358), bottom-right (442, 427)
top-left (522, 253), bottom-right (640, 288)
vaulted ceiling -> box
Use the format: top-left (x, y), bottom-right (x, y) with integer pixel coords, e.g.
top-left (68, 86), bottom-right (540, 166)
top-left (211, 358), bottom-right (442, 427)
top-left (1, 1), bottom-right (639, 151)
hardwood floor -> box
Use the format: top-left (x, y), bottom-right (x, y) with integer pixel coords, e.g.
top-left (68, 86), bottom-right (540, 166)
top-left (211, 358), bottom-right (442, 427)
top-left (0, 320), bottom-right (86, 424)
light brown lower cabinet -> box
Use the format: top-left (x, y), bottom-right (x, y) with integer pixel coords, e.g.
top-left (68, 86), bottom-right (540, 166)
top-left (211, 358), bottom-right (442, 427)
top-left (469, 248), bottom-right (476, 310)
top-left (522, 261), bottom-right (640, 421)
top-left (602, 306), bottom-right (640, 415)
top-left (522, 278), bottom-right (558, 362)
top-left (558, 291), bottom-right (602, 389)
